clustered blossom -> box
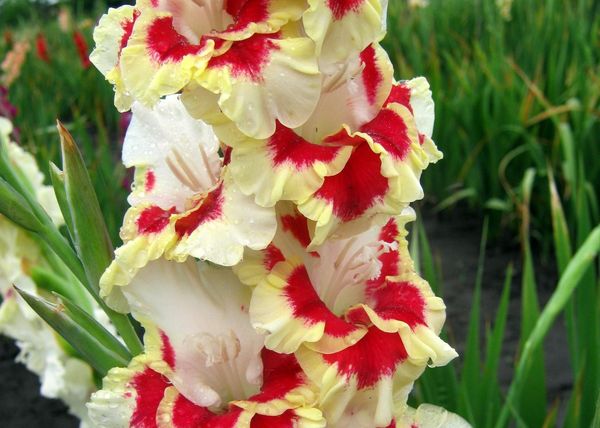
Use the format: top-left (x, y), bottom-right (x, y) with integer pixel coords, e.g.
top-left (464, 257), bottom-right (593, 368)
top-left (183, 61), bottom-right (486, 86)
top-left (0, 117), bottom-right (102, 427)
top-left (88, 0), bottom-right (469, 427)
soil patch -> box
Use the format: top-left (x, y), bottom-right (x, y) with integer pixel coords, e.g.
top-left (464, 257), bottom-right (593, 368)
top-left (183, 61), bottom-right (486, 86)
top-left (0, 335), bottom-right (77, 427)
top-left (423, 209), bottom-right (572, 401)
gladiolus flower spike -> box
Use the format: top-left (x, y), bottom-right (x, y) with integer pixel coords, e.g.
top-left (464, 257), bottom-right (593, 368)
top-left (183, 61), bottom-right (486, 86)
top-left (86, 0), bottom-right (471, 427)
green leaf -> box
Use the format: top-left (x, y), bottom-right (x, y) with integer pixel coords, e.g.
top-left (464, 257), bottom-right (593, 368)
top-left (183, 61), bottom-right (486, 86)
top-left (410, 217), bottom-right (420, 273)
top-left (517, 168), bottom-right (547, 428)
top-left (418, 220), bottom-right (440, 293)
top-left (434, 187), bottom-right (477, 213)
top-left (483, 264), bottom-right (513, 428)
top-left (548, 167), bottom-right (579, 370)
top-left (48, 162), bottom-right (75, 242)
top-left (548, 167), bottom-right (572, 273)
top-left (29, 265), bottom-right (92, 313)
top-left (58, 293), bottom-right (132, 363)
top-left (57, 121), bottom-right (113, 293)
top-left (592, 394), bottom-right (600, 428)
top-left (16, 288), bottom-right (129, 376)
top-left (56, 122), bottom-right (143, 355)
top-left (484, 197), bottom-right (512, 212)
top-left (0, 177), bottom-right (43, 232)
top-left (459, 217), bottom-right (489, 425)
top-left (495, 224), bottom-right (600, 428)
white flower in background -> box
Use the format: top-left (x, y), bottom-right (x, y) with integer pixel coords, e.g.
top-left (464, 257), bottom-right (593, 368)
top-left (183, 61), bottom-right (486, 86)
top-left (0, 116), bottom-right (98, 427)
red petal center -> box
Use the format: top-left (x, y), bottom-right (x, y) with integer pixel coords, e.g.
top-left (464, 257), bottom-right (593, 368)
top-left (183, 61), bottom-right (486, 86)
top-left (368, 280), bottom-right (427, 328)
top-left (146, 16), bottom-right (206, 63)
top-left (326, 0), bottom-right (364, 20)
top-left (285, 265), bottom-right (358, 337)
top-left (250, 410), bottom-right (298, 428)
top-left (136, 206), bottom-right (176, 235)
top-left (360, 45), bottom-right (384, 106)
top-left (130, 368), bottom-right (169, 428)
top-left (207, 33), bottom-right (279, 81)
top-left (120, 10), bottom-right (140, 56)
top-left (225, 0), bottom-right (270, 32)
top-left (314, 142), bottom-right (388, 221)
top-left (360, 108), bottom-right (413, 161)
top-left (263, 244), bottom-right (285, 271)
top-left (175, 184), bottom-right (225, 237)
top-left (323, 327), bottom-right (408, 388)
top-left (268, 123), bottom-right (342, 168)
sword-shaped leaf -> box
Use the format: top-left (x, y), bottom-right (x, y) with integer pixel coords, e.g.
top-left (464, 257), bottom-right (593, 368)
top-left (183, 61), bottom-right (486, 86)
top-left (17, 288), bottom-right (130, 376)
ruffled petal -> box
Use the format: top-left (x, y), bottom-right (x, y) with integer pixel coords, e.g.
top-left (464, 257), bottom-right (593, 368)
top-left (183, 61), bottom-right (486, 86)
top-left (240, 205), bottom-right (455, 426)
top-left (296, 328), bottom-right (424, 426)
top-left (153, 348), bottom-right (324, 428)
top-left (385, 77), bottom-right (435, 139)
top-left (219, 0), bottom-right (306, 40)
top-left (168, 170), bottom-right (277, 266)
top-left (119, 9), bottom-right (217, 107)
top-left (297, 140), bottom-right (402, 247)
top-left (228, 122), bottom-right (352, 207)
top-left (156, 386), bottom-right (245, 427)
top-left (87, 355), bottom-right (170, 428)
top-left (90, 5), bottom-right (139, 111)
top-left (357, 278), bottom-right (458, 367)
top-left (385, 78), bottom-right (442, 163)
top-left (250, 259), bottom-right (367, 354)
top-left (154, 0), bottom-right (304, 42)
top-left (233, 350), bottom-right (318, 416)
top-left (303, 0), bottom-right (386, 63)
top-left (193, 31), bottom-right (321, 139)
top-left (234, 203), bottom-right (312, 287)
top-left (298, 101), bottom-right (438, 246)
top-left (93, 267), bottom-right (324, 427)
top-left (394, 404), bottom-right (471, 428)
top-left (234, 243), bottom-right (285, 287)
top-left (100, 204), bottom-right (178, 312)
top-left (248, 408), bottom-right (325, 427)
top-left (243, 208), bottom-right (417, 354)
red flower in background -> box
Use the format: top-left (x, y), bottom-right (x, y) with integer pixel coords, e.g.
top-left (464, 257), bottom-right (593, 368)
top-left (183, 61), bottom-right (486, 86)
top-left (35, 33), bottom-right (50, 63)
top-left (72, 31), bottom-right (91, 69)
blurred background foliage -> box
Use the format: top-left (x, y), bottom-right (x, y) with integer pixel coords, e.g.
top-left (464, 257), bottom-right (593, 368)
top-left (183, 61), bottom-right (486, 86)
top-left (0, 0), bottom-right (598, 426)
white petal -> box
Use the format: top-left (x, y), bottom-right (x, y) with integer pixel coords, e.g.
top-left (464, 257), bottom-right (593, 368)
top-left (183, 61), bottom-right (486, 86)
top-left (123, 95), bottom-right (221, 211)
top-left (121, 258), bottom-right (264, 407)
top-left (406, 77), bottom-right (435, 138)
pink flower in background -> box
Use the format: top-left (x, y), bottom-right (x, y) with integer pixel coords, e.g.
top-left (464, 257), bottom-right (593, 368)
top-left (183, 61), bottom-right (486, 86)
top-left (58, 7), bottom-right (72, 33)
top-left (1, 40), bottom-right (30, 87)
